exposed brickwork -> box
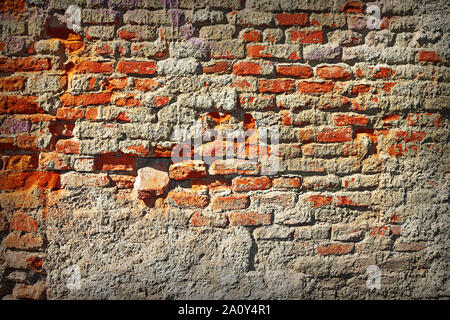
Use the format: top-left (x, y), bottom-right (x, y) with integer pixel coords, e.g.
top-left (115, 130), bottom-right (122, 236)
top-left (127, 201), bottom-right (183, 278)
top-left (0, 0), bottom-right (448, 301)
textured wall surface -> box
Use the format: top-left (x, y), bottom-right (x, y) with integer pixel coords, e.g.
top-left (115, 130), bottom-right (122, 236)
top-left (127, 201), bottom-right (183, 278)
top-left (0, 0), bottom-right (449, 300)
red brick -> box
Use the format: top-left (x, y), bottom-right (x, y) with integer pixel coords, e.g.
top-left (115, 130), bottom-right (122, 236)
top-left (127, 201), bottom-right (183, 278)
top-left (10, 213), bottom-right (38, 232)
top-left (374, 67), bottom-right (392, 79)
top-left (188, 211), bottom-right (228, 228)
top-left (17, 134), bottom-right (39, 151)
top-left (297, 81), bottom-right (334, 94)
top-left (211, 195), bottom-right (250, 212)
top-left (96, 155), bottom-right (135, 171)
top-left (0, 96), bottom-right (43, 114)
top-left (288, 30), bottom-right (323, 43)
top-left (56, 107), bottom-right (84, 121)
top-left (5, 232), bottom-right (43, 250)
top-left (334, 115), bottom-right (369, 126)
top-left (61, 172), bottom-right (111, 188)
top-left (60, 93), bottom-right (111, 106)
top-left (418, 50), bottom-right (441, 63)
top-left (307, 195), bottom-right (333, 207)
top-left (117, 60), bottom-right (156, 75)
top-left (191, 177), bottom-right (232, 194)
top-left (317, 128), bottom-right (353, 143)
top-left (335, 196), bottom-right (369, 207)
top-left (317, 66), bottom-right (351, 80)
top-left (154, 96), bottom-right (170, 107)
top-left (0, 0), bottom-right (26, 12)
top-left (167, 189), bottom-right (210, 209)
top-left (272, 177), bottom-right (302, 189)
top-left (49, 122), bottom-right (75, 137)
top-left (84, 108), bottom-right (98, 120)
top-left (369, 226), bottom-right (391, 237)
top-left (342, 1), bottom-right (363, 13)
top-left (0, 137), bottom-right (16, 152)
top-left (232, 62), bottom-right (263, 76)
top-left (118, 29), bottom-right (136, 40)
top-left (317, 243), bottom-right (354, 255)
top-left (395, 241), bottom-right (426, 252)
top-left (134, 78), bottom-right (162, 91)
top-left (115, 94), bottom-right (141, 107)
top-left (241, 30), bottom-right (261, 42)
top-left (109, 174), bottom-right (136, 189)
top-left (75, 60), bottom-right (114, 73)
top-left (56, 139), bottom-right (80, 154)
top-left (203, 61), bottom-right (231, 74)
top-left (259, 79), bottom-right (295, 93)
top-left (0, 76), bottom-right (25, 92)
top-left (352, 84), bottom-right (371, 94)
top-left (0, 172), bottom-right (28, 190)
top-left (169, 160), bottom-right (207, 180)
top-left (276, 65), bottom-right (313, 78)
top-left (209, 159), bottom-right (260, 175)
top-left (232, 176), bottom-right (272, 192)
top-left (382, 82), bottom-right (397, 93)
top-left (0, 171), bottom-right (60, 190)
top-left (95, 43), bottom-right (114, 56)
top-left (134, 164), bottom-right (169, 197)
top-left (0, 57), bottom-right (51, 73)
top-left (247, 45), bottom-right (272, 58)
top-left (39, 152), bottom-right (71, 170)
top-left (228, 212), bottom-right (272, 226)
top-left (275, 13), bottom-right (308, 26)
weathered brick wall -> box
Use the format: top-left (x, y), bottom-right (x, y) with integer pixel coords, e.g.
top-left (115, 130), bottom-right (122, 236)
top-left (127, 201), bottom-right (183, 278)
top-left (0, 0), bottom-right (448, 299)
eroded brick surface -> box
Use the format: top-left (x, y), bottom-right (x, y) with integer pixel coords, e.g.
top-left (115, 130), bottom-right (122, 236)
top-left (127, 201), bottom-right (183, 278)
top-left (0, 0), bottom-right (448, 300)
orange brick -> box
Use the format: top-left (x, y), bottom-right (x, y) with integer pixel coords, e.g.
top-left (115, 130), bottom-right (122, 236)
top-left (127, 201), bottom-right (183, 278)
top-left (0, 76), bottom-right (25, 92)
top-left (17, 134), bottom-right (39, 151)
top-left (232, 176), bottom-right (272, 192)
top-left (297, 81), bottom-right (334, 94)
top-left (317, 66), bottom-right (351, 80)
top-left (334, 115), bottom-right (369, 126)
top-left (167, 189), bottom-right (210, 209)
top-left (96, 155), bottom-right (135, 171)
top-left (0, 96), bottom-right (42, 114)
top-left (233, 62), bottom-right (262, 75)
top-left (259, 79), bottom-right (295, 93)
top-left (55, 139), bottom-right (80, 154)
top-left (5, 154), bottom-right (38, 171)
top-left (117, 61), bottom-right (156, 75)
top-left (60, 93), bottom-right (111, 106)
top-left (317, 128), bottom-right (353, 143)
top-left (418, 50), bottom-right (441, 63)
top-left (342, 1), bottom-right (363, 13)
top-left (169, 160), bottom-right (207, 181)
top-left (275, 13), bottom-right (308, 26)
top-left (9, 213), bottom-right (38, 232)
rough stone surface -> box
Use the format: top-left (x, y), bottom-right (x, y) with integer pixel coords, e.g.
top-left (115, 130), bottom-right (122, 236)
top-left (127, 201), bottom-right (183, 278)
top-left (0, 0), bottom-right (448, 301)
